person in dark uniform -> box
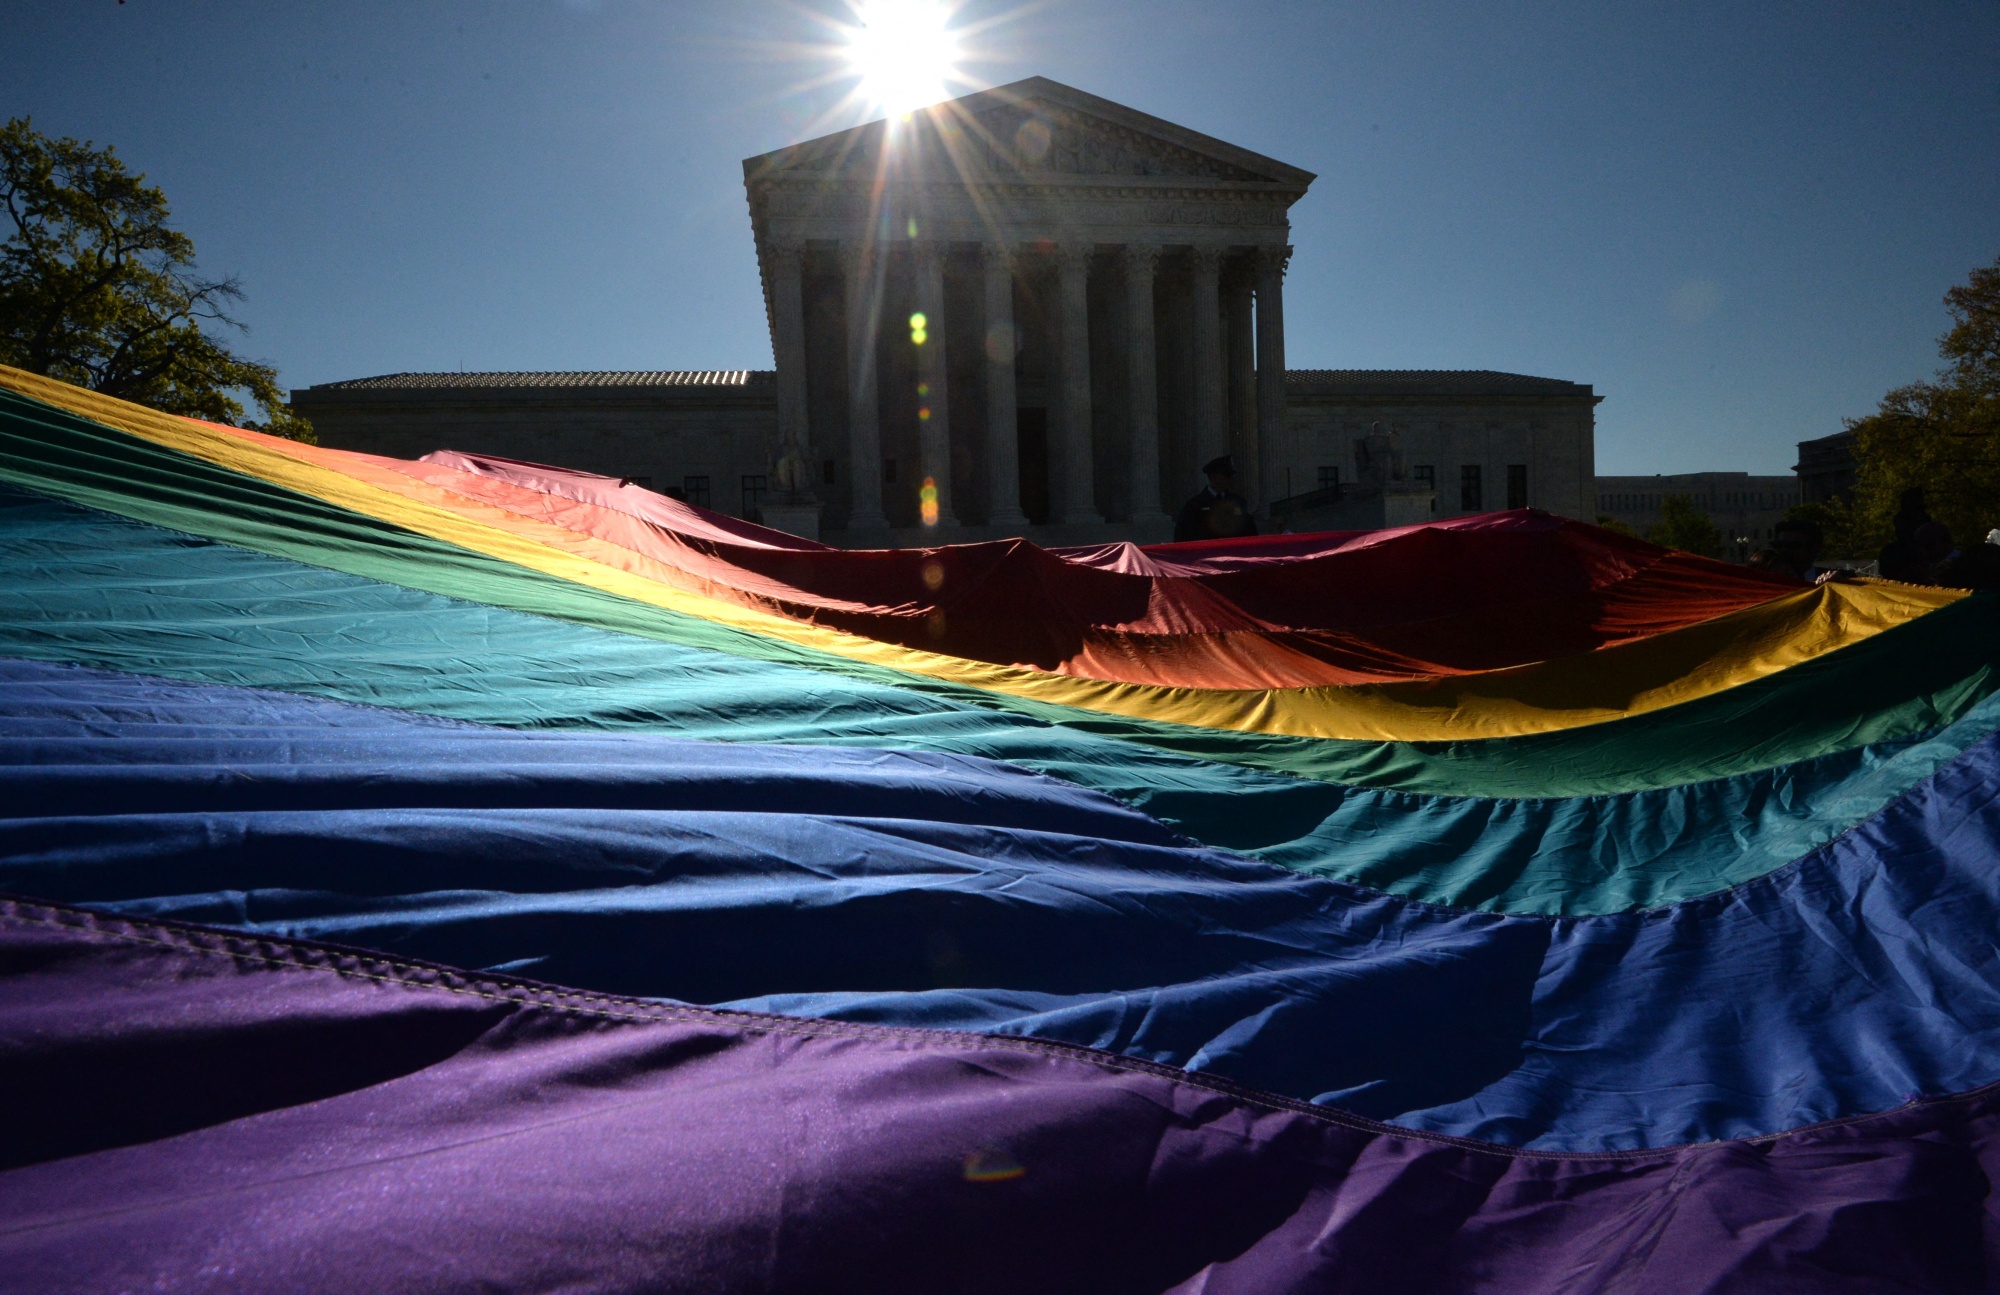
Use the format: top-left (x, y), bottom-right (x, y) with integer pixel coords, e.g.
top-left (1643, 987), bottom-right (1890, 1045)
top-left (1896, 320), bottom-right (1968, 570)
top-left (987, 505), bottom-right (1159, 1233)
top-left (1174, 455), bottom-right (1259, 542)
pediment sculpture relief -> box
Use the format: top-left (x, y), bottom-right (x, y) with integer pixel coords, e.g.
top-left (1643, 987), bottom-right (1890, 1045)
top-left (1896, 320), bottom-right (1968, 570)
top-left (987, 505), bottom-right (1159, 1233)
top-left (967, 104), bottom-right (1265, 180)
top-left (765, 103), bottom-right (1271, 184)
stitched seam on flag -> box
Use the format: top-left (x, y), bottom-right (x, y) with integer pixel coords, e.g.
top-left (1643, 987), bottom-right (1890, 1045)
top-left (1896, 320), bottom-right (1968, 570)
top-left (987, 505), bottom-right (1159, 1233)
top-left (0, 367), bottom-right (1963, 743)
top-left (13, 650), bottom-right (2000, 923)
top-left (9, 896), bottom-right (1996, 1163)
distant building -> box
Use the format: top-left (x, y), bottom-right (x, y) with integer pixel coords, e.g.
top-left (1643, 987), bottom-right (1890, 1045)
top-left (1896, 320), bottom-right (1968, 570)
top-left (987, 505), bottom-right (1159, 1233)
top-left (1795, 430), bottom-right (1859, 504)
top-left (295, 78), bottom-right (1600, 545)
top-left (295, 365), bottom-right (1601, 533)
top-left (1285, 370), bottom-right (1599, 523)
top-left (291, 370), bottom-right (778, 516)
top-left (1594, 472), bottom-right (1800, 561)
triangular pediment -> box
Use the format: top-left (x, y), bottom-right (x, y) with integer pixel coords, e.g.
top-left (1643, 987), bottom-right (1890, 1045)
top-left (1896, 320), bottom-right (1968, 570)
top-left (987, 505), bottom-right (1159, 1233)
top-left (745, 77), bottom-right (1314, 190)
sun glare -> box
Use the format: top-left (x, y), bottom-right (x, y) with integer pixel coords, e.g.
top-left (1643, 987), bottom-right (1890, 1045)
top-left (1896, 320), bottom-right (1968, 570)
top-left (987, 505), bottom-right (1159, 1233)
top-left (845, 0), bottom-right (962, 118)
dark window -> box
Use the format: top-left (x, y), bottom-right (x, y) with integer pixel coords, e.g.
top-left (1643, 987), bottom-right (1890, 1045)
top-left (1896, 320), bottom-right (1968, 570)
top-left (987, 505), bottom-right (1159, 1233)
top-left (741, 474), bottom-right (768, 519)
top-left (1460, 465), bottom-right (1482, 512)
top-left (1016, 409), bottom-right (1050, 525)
top-left (883, 457), bottom-right (898, 484)
top-left (1507, 464), bottom-right (1527, 510)
top-left (682, 475), bottom-right (710, 508)
top-left (1413, 464), bottom-right (1435, 488)
top-left (822, 458), bottom-right (836, 485)
top-left (1317, 465), bottom-right (1340, 492)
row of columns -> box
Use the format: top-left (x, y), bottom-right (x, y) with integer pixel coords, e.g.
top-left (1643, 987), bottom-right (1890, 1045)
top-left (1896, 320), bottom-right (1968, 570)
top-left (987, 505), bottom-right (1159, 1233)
top-left (765, 239), bottom-right (1289, 534)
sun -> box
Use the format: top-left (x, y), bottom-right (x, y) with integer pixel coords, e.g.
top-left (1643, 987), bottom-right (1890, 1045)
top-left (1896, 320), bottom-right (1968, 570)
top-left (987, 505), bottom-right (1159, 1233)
top-left (844, 0), bottom-right (963, 118)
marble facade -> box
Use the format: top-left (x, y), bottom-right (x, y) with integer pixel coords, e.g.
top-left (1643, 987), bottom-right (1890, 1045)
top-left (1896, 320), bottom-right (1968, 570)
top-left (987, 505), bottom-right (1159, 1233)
top-left (295, 78), bottom-right (1604, 544)
top-left (744, 77), bottom-right (1312, 544)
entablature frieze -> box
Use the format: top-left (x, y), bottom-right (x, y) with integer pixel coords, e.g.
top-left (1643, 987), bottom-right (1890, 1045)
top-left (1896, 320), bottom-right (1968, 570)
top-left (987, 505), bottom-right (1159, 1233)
top-left (748, 176), bottom-right (1304, 206)
top-left (753, 202), bottom-right (1294, 241)
top-left (746, 174), bottom-right (1301, 251)
top-left (763, 228), bottom-right (1294, 258)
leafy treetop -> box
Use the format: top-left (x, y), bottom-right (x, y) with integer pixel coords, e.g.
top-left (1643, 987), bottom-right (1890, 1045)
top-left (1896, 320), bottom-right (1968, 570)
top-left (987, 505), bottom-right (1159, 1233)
top-left (1646, 493), bottom-right (1723, 558)
top-left (0, 116), bottom-right (312, 440)
top-left (1797, 256), bottom-right (1998, 557)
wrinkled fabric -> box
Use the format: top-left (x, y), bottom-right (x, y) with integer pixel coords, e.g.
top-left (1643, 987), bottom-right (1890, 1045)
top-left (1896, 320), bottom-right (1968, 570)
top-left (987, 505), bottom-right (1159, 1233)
top-left (417, 449), bottom-right (1806, 687)
top-left (3, 488), bottom-right (1995, 814)
top-left (6, 364), bottom-right (2000, 1288)
top-left (9, 657), bottom-right (2000, 1150)
top-left (0, 376), bottom-right (1961, 742)
top-left (4, 899), bottom-right (1997, 1295)
top-left (7, 364), bottom-right (1816, 690)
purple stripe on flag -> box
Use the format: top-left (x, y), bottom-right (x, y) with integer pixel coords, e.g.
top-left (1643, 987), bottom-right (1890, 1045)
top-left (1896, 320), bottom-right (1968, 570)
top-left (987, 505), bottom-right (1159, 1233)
top-left (2, 898), bottom-right (1994, 1294)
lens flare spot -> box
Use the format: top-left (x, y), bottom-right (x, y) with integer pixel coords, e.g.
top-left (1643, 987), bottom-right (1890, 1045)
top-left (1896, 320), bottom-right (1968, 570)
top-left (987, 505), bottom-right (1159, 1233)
top-left (919, 475), bottom-right (940, 527)
top-left (907, 215), bottom-right (919, 239)
top-left (918, 406), bottom-right (931, 421)
top-left (916, 382), bottom-right (929, 397)
top-left (1013, 117), bottom-right (1052, 165)
top-left (920, 559), bottom-right (945, 591)
top-left (909, 311), bottom-right (928, 345)
top-left (983, 321), bottom-right (1013, 363)
top-left (962, 1147), bottom-right (1026, 1183)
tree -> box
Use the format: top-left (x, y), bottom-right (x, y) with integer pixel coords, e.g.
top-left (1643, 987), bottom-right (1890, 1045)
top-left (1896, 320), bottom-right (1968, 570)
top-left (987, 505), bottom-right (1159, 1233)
top-left (1782, 497), bottom-right (1868, 560)
top-left (1646, 493), bottom-right (1723, 557)
top-left (0, 117), bottom-right (312, 440)
top-left (1834, 256), bottom-right (2000, 554)
top-left (1594, 513), bottom-right (1640, 538)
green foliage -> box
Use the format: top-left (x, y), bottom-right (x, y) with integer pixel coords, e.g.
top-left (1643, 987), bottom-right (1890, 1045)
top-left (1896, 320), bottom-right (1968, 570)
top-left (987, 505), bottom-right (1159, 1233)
top-left (0, 117), bottom-right (312, 441)
top-left (1594, 513), bottom-right (1640, 538)
top-left (1645, 493), bottom-right (1723, 557)
top-left (1841, 255), bottom-right (1999, 553)
top-left (1784, 498), bottom-right (1869, 560)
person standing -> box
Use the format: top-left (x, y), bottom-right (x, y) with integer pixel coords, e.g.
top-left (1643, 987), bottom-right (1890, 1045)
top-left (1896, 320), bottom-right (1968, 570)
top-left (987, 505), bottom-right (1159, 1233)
top-left (1174, 455), bottom-right (1259, 542)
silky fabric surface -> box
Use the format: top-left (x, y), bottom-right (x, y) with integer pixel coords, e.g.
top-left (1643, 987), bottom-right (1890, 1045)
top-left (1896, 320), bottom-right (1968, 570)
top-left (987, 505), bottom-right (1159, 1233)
top-left (6, 364), bottom-right (2000, 1288)
top-left (4, 899), bottom-right (1996, 1295)
top-left (9, 657), bottom-right (2000, 1150)
top-left (4, 492), bottom-right (1999, 912)
top-left (0, 378), bottom-right (1961, 743)
top-left (409, 449), bottom-right (1804, 686)
top-left (3, 485), bottom-right (1994, 810)
top-left (7, 362), bottom-right (1813, 690)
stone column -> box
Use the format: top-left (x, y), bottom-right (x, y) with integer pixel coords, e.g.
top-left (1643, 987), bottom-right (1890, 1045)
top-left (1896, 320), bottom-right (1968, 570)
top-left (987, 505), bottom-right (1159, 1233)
top-left (1254, 245), bottom-right (1291, 512)
top-left (912, 241), bottom-right (957, 527)
top-left (1190, 245), bottom-right (1226, 473)
top-left (767, 239), bottom-right (812, 469)
top-left (1122, 244), bottom-right (1169, 528)
top-left (1054, 244), bottom-right (1102, 525)
top-left (981, 245), bottom-right (1029, 529)
top-left (841, 241), bottom-right (889, 533)
top-left (1225, 259), bottom-right (1257, 503)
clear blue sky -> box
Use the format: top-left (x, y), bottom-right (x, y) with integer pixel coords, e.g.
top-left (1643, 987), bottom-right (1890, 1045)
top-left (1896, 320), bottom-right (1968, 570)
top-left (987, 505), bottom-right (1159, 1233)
top-left (6, 0), bottom-right (1996, 474)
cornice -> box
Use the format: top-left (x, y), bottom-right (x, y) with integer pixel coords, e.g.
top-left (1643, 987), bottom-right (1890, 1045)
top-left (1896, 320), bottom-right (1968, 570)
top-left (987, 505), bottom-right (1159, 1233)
top-left (743, 77), bottom-right (1316, 191)
top-left (1286, 392), bottom-right (1603, 409)
top-left (747, 175), bottom-right (1305, 202)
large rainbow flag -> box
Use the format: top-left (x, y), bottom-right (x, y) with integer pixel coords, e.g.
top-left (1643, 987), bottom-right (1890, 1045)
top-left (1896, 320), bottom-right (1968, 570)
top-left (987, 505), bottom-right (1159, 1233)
top-left (4, 362), bottom-right (1999, 1291)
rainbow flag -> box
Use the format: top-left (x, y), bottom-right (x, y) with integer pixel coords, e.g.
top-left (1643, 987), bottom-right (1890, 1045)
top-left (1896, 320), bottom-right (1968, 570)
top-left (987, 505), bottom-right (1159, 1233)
top-left (3, 363), bottom-right (1999, 1291)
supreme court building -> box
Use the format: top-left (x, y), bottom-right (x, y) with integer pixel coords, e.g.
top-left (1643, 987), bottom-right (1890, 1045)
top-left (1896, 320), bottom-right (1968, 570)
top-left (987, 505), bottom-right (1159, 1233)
top-left (296, 78), bottom-right (1599, 545)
